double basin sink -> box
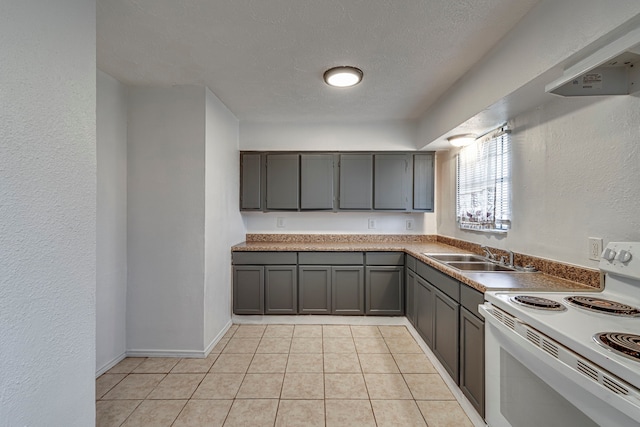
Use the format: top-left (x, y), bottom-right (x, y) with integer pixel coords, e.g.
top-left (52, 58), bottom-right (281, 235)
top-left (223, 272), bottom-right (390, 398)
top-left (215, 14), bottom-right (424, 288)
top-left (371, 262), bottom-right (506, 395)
top-left (424, 253), bottom-right (526, 273)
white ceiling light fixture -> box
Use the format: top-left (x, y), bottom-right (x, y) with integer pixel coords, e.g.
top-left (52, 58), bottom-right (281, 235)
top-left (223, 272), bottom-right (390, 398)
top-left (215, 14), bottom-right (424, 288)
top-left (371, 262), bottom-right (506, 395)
top-left (448, 134), bottom-right (477, 147)
top-left (323, 66), bottom-right (363, 87)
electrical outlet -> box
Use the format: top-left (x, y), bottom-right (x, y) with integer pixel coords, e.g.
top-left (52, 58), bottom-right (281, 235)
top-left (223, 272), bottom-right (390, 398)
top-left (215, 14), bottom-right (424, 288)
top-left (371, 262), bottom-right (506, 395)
top-left (406, 219), bottom-right (414, 230)
top-left (589, 237), bottom-right (603, 260)
top-left (368, 218), bottom-right (376, 229)
top-left (276, 217), bottom-right (285, 228)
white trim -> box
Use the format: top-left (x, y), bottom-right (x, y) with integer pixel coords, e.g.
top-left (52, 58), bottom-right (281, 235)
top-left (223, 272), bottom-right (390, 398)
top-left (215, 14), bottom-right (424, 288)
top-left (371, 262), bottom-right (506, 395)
top-left (96, 351), bottom-right (127, 378)
top-left (125, 348), bottom-right (208, 359)
top-left (204, 319), bottom-right (234, 357)
top-left (232, 314), bottom-right (407, 326)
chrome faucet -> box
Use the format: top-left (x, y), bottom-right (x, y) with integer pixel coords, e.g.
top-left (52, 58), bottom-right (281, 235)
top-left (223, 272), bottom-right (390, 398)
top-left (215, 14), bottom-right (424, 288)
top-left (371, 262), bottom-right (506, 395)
top-left (481, 246), bottom-right (496, 260)
top-left (507, 250), bottom-right (515, 267)
top-left (500, 250), bottom-right (515, 267)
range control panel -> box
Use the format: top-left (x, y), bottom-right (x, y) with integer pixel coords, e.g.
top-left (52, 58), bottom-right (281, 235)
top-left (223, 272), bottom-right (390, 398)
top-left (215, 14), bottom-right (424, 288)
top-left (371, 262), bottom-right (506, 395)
top-left (599, 242), bottom-right (640, 279)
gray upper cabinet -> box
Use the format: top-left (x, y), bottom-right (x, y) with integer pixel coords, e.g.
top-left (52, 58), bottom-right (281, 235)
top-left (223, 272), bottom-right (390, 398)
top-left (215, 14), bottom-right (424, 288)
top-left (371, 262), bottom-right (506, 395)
top-left (301, 154), bottom-right (334, 210)
top-left (374, 154), bottom-right (410, 210)
top-left (339, 154), bottom-right (373, 209)
top-left (413, 153), bottom-right (434, 211)
top-left (266, 154), bottom-right (299, 210)
top-left (240, 153), bottom-right (262, 210)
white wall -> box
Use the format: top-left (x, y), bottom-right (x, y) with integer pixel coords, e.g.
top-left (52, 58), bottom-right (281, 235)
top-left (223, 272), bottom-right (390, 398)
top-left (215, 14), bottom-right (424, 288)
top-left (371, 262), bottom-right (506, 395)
top-left (437, 93), bottom-right (640, 268)
top-left (127, 86), bottom-right (206, 354)
top-left (0, 1), bottom-right (96, 425)
top-left (204, 89), bottom-right (246, 348)
top-left (241, 120), bottom-right (418, 150)
top-left (243, 212), bottom-right (436, 235)
top-left (97, 70), bottom-right (128, 374)
top-left (418, 0), bottom-right (640, 147)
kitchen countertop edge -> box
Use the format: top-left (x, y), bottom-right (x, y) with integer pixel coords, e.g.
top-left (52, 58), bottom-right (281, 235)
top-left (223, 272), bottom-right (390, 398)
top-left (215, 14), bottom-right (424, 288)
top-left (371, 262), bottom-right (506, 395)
top-left (231, 241), bottom-right (597, 294)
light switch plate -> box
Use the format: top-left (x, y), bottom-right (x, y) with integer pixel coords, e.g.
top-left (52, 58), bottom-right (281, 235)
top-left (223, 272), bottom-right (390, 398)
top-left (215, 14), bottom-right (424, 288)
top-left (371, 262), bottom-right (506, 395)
top-left (277, 217), bottom-right (285, 228)
top-left (406, 219), bottom-right (414, 230)
top-left (368, 218), bottom-right (376, 229)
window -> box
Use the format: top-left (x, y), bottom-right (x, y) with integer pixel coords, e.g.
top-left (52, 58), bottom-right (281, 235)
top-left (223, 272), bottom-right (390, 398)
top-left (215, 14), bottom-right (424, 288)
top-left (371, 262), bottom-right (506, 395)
top-left (456, 128), bottom-right (511, 232)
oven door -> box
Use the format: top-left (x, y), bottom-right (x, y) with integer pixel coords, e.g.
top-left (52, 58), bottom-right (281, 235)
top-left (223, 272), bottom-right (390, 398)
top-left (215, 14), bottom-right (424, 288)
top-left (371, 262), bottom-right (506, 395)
top-left (479, 303), bottom-right (640, 427)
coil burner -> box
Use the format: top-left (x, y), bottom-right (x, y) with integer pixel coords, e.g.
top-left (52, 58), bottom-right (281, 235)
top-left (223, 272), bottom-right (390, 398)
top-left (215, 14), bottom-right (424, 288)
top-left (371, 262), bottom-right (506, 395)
top-left (594, 332), bottom-right (640, 361)
top-left (565, 296), bottom-right (640, 317)
top-left (510, 295), bottom-right (566, 311)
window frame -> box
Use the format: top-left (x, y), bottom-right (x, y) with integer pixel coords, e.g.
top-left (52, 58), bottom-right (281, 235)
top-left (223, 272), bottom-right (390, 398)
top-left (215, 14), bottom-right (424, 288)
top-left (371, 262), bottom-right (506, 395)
top-left (455, 128), bottom-right (512, 233)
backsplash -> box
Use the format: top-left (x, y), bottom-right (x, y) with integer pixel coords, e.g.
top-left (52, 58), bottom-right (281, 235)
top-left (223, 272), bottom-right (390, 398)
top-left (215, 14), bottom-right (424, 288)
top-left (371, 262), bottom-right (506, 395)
top-left (246, 233), bottom-right (437, 244)
top-left (435, 235), bottom-right (601, 289)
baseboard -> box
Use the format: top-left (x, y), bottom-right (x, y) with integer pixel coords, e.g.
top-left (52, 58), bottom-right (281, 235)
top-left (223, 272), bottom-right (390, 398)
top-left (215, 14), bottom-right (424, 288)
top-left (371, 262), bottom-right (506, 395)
top-left (96, 351), bottom-right (127, 378)
top-left (231, 314), bottom-right (408, 325)
top-left (125, 348), bottom-right (208, 359)
top-left (204, 319), bottom-right (233, 357)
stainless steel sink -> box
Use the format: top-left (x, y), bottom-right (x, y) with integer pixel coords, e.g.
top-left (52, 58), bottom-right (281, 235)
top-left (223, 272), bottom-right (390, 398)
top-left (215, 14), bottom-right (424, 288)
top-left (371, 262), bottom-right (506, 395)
top-left (446, 261), bottom-right (517, 272)
top-left (425, 254), bottom-right (487, 262)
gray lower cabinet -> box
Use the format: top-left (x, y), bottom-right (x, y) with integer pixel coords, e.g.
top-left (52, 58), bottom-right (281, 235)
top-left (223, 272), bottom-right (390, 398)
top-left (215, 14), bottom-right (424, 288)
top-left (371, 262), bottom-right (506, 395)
top-left (415, 275), bottom-right (434, 347)
top-left (266, 154), bottom-right (299, 210)
top-left (332, 266), bottom-right (365, 315)
top-left (433, 287), bottom-right (460, 384)
top-left (298, 266), bottom-right (332, 314)
top-left (405, 268), bottom-right (417, 325)
top-left (264, 266), bottom-right (297, 314)
top-left (460, 306), bottom-right (485, 417)
top-left (233, 266), bottom-right (264, 314)
top-left (365, 266), bottom-right (404, 315)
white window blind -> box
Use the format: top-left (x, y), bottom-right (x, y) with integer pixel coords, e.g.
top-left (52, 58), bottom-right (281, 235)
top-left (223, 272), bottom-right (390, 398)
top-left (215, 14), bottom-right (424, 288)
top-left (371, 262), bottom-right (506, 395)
top-left (456, 129), bottom-right (511, 232)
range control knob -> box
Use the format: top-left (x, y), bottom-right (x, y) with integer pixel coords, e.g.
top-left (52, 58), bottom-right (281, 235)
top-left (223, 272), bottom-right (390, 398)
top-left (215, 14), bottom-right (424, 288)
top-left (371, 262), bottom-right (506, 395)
top-left (617, 250), bottom-right (632, 263)
top-left (602, 248), bottom-right (617, 261)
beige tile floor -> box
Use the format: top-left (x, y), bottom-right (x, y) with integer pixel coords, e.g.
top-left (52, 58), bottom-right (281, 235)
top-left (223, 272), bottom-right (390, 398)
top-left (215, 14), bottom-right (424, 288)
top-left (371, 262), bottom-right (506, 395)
top-left (96, 324), bottom-right (474, 427)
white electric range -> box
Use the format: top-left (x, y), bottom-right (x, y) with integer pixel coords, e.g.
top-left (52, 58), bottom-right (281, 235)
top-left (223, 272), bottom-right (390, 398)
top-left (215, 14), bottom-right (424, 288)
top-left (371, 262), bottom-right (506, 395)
top-left (479, 242), bottom-right (640, 427)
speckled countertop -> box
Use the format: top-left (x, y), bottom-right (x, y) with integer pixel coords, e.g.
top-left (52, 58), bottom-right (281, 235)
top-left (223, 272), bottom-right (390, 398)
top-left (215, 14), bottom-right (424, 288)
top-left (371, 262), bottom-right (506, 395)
top-left (232, 240), bottom-right (598, 294)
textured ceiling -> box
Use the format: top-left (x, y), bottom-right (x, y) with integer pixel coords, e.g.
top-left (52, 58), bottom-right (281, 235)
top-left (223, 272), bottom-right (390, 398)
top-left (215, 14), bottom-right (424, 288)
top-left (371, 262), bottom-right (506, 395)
top-left (97, 0), bottom-right (539, 122)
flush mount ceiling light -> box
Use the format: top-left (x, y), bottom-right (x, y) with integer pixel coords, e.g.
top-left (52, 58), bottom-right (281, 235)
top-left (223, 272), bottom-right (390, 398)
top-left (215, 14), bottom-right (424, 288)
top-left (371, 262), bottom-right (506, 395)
top-left (323, 66), bottom-right (363, 87)
top-left (448, 134), bottom-right (477, 147)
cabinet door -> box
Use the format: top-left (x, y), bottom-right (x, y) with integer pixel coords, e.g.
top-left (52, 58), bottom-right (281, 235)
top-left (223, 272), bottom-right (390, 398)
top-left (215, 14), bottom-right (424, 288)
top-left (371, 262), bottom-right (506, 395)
top-left (413, 153), bottom-right (434, 211)
top-left (240, 153), bottom-right (262, 210)
top-left (433, 288), bottom-right (460, 383)
top-left (301, 154), bottom-right (334, 210)
top-left (298, 266), bottom-right (331, 314)
top-left (365, 266), bottom-right (404, 315)
top-left (374, 154), bottom-right (409, 210)
top-left (406, 268), bottom-right (417, 325)
top-left (339, 154), bottom-right (373, 209)
top-left (332, 266), bottom-right (364, 315)
top-left (264, 266), bottom-right (297, 314)
top-left (415, 276), bottom-right (434, 347)
top-left (460, 307), bottom-right (485, 417)
top-left (233, 266), bottom-right (264, 315)
top-left (266, 154), bottom-right (299, 210)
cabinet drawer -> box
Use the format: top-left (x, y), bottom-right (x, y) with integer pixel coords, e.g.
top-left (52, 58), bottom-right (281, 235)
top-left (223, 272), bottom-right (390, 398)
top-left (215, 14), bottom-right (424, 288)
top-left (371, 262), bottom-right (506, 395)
top-left (298, 252), bottom-right (363, 265)
top-left (232, 252), bottom-right (297, 265)
top-left (406, 255), bottom-right (417, 271)
top-left (460, 285), bottom-right (484, 319)
top-left (417, 261), bottom-right (460, 302)
top-left (366, 252), bottom-right (404, 266)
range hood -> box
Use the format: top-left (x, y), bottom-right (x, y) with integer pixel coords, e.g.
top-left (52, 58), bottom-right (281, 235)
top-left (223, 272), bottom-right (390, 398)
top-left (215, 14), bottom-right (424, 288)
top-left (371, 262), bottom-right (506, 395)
top-left (546, 22), bottom-right (640, 97)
